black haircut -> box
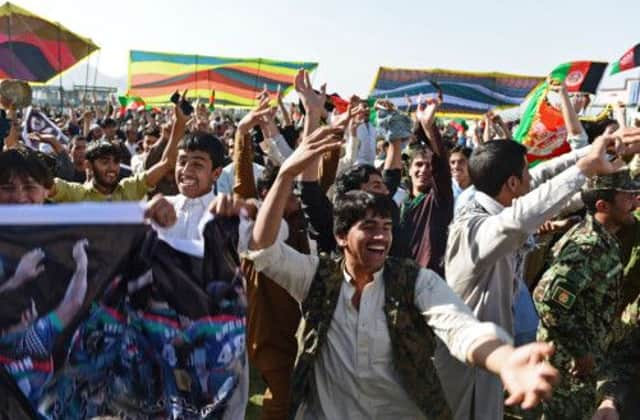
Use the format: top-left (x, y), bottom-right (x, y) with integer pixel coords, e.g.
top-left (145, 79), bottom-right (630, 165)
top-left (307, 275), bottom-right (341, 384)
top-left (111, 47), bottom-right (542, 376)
top-left (143, 127), bottom-right (161, 138)
top-left (101, 117), bottom-right (117, 128)
top-left (469, 140), bottom-right (528, 197)
top-left (404, 141), bottom-right (433, 165)
top-left (333, 190), bottom-right (394, 237)
top-left (582, 118), bottom-right (618, 143)
top-left (581, 189), bottom-right (617, 214)
top-left (0, 149), bottom-right (53, 189)
top-left (71, 135), bottom-right (87, 145)
top-left (178, 131), bottom-right (224, 170)
top-left (85, 141), bottom-right (121, 162)
top-left (335, 164), bottom-right (382, 196)
top-left (450, 145), bottom-right (472, 159)
top-left (256, 164), bottom-right (280, 195)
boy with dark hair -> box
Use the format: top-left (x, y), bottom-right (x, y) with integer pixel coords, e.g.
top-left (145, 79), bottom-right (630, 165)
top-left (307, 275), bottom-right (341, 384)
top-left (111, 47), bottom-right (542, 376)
top-left (157, 131), bottom-right (226, 241)
top-left (0, 149), bottom-right (53, 205)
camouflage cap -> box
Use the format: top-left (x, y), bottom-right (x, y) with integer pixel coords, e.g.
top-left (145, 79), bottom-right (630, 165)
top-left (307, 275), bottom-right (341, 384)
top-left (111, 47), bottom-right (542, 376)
top-left (584, 168), bottom-right (640, 192)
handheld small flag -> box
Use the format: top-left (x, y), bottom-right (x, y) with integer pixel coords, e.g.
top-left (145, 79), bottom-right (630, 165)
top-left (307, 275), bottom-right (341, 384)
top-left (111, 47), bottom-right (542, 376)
top-left (610, 44), bottom-right (640, 76)
top-left (549, 61), bottom-right (608, 94)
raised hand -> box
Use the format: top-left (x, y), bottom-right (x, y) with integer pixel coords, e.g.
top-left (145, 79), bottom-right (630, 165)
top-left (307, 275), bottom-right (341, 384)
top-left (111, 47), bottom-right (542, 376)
top-left (237, 93), bottom-right (275, 135)
top-left (578, 127), bottom-right (640, 176)
top-left (279, 126), bottom-right (344, 179)
top-left (294, 69), bottom-right (326, 116)
top-left (72, 239), bottom-right (89, 270)
top-left (13, 248), bottom-right (46, 286)
top-left (501, 342), bottom-right (559, 409)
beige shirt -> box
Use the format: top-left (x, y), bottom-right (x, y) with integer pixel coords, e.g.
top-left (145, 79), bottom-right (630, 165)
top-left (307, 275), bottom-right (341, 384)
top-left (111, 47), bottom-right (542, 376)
top-left (438, 146), bottom-right (589, 420)
top-left (244, 240), bottom-right (511, 420)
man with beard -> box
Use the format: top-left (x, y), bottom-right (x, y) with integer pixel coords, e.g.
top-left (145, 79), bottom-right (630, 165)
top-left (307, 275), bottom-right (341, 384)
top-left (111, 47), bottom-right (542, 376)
top-left (533, 169), bottom-right (640, 419)
top-left (47, 106), bottom-right (186, 203)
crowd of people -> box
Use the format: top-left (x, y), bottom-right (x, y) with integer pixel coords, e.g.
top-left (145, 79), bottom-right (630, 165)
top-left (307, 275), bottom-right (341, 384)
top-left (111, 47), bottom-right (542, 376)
top-left (1, 68), bottom-right (640, 420)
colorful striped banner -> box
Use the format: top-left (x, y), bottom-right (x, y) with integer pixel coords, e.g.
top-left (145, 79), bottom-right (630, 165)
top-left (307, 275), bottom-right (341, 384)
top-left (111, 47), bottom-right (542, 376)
top-left (369, 67), bottom-right (544, 118)
top-left (128, 50), bottom-right (318, 108)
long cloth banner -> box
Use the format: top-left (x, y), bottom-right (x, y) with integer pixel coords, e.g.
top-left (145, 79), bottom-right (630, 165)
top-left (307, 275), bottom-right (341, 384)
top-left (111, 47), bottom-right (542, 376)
top-left (0, 203), bottom-right (246, 419)
top-left (369, 66), bottom-right (544, 118)
top-left (128, 49), bottom-right (318, 108)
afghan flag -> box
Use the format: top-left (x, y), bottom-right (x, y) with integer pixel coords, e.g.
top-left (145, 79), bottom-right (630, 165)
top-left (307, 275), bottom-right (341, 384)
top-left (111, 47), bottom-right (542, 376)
top-left (610, 44), bottom-right (640, 75)
top-left (328, 93), bottom-right (349, 114)
top-left (118, 95), bottom-right (146, 114)
top-left (514, 83), bottom-right (571, 166)
top-left (548, 61), bottom-right (608, 94)
top-left (209, 89), bottom-right (216, 111)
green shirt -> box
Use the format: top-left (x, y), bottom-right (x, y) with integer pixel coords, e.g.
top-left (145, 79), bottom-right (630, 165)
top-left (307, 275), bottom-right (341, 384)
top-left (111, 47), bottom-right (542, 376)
top-left (51, 173), bottom-right (150, 202)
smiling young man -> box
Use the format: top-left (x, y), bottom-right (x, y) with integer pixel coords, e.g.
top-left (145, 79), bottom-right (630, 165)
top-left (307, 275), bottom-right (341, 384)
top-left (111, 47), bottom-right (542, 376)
top-left (157, 131), bottom-right (225, 241)
top-left (449, 145), bottom-right (472, 202)
top-left (398, 100), bottom-right (454, 277)
top-left (240, 125), bottom-right (560, 420)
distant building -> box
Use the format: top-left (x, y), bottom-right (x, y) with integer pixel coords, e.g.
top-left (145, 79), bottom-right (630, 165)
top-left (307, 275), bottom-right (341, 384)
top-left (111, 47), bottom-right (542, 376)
top-left (31, 85), bottom-right (117, 108)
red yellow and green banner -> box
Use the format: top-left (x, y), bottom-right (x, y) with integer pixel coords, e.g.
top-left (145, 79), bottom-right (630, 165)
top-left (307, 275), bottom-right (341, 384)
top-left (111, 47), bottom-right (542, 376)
top-left (127, 50), bottom-right (318, 108)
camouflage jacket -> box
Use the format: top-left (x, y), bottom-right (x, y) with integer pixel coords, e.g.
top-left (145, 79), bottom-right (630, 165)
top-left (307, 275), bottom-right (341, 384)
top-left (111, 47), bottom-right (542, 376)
top-left (289, 254), bottom-right (452, 420)
top-left (598, 324), bottom-right (640, 411)
top-left (534, 213), bottom-right (623, 365)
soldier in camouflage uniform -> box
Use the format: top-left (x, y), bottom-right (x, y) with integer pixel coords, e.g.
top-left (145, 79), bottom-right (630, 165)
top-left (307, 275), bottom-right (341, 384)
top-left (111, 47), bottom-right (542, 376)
top-left (533, 169), bottom-right (640, 419)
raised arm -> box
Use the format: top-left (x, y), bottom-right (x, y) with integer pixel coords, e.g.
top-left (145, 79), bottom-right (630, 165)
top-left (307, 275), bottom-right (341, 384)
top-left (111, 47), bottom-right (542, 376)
top-left (143, 96), bottom-right (188, 188)
top-left (277, 88), bottom-right (292, 127)
top-left (54, 239), bottom-right (89, 327)
top-left (251, 125), bottom-right (343, 250)
top-left (450, 130), bottom-right (640, 269)
top-left (416, 98), bottom-right (447, 158)
top-left (550, 79), bottom-right (584, 137)
top-left (295, 69), bottom-right (327, 182)
top-left (233, 93), bottom-right (274, 199)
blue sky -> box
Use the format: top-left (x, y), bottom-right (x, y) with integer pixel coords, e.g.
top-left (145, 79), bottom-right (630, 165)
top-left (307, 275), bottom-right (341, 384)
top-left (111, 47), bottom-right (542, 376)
top-left (13, 0), bottom-right (640, 96)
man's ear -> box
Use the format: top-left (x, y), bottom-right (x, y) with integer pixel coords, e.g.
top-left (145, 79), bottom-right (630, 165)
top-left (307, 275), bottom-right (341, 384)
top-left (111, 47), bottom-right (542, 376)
top-left (335, 233), bottom-right (347, 248)
top-left (595, 199), bottom-right (611, 213)
top-left (211, 166), bottom-right (223, 182)
top-left (506, 175), bottom-right (518, 193)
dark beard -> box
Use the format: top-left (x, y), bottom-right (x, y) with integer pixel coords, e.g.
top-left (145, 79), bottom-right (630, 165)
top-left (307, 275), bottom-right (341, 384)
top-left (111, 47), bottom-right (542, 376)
top-left (93, 170), bottom-right (118, 190)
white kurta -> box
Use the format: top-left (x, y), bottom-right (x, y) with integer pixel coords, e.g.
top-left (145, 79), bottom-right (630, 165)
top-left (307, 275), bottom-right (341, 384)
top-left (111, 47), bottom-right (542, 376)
top-left (244, 240), bottom-right (511, 420)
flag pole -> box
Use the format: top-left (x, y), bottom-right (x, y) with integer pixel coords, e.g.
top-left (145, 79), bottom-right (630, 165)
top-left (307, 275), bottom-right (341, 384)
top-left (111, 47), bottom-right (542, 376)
top-left (57, 22), bottom-right (64, 113)
top-left (6, 2), bottom-right (16, 77)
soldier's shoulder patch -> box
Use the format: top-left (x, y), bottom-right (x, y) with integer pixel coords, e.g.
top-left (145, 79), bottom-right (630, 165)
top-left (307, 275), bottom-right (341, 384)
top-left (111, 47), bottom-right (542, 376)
top-left (551, 285), bottom-right (576, 310)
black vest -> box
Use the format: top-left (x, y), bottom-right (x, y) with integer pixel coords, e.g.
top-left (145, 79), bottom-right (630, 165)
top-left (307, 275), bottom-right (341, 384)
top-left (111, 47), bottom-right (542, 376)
top-left (289, 254), bottom-right (452, 419)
